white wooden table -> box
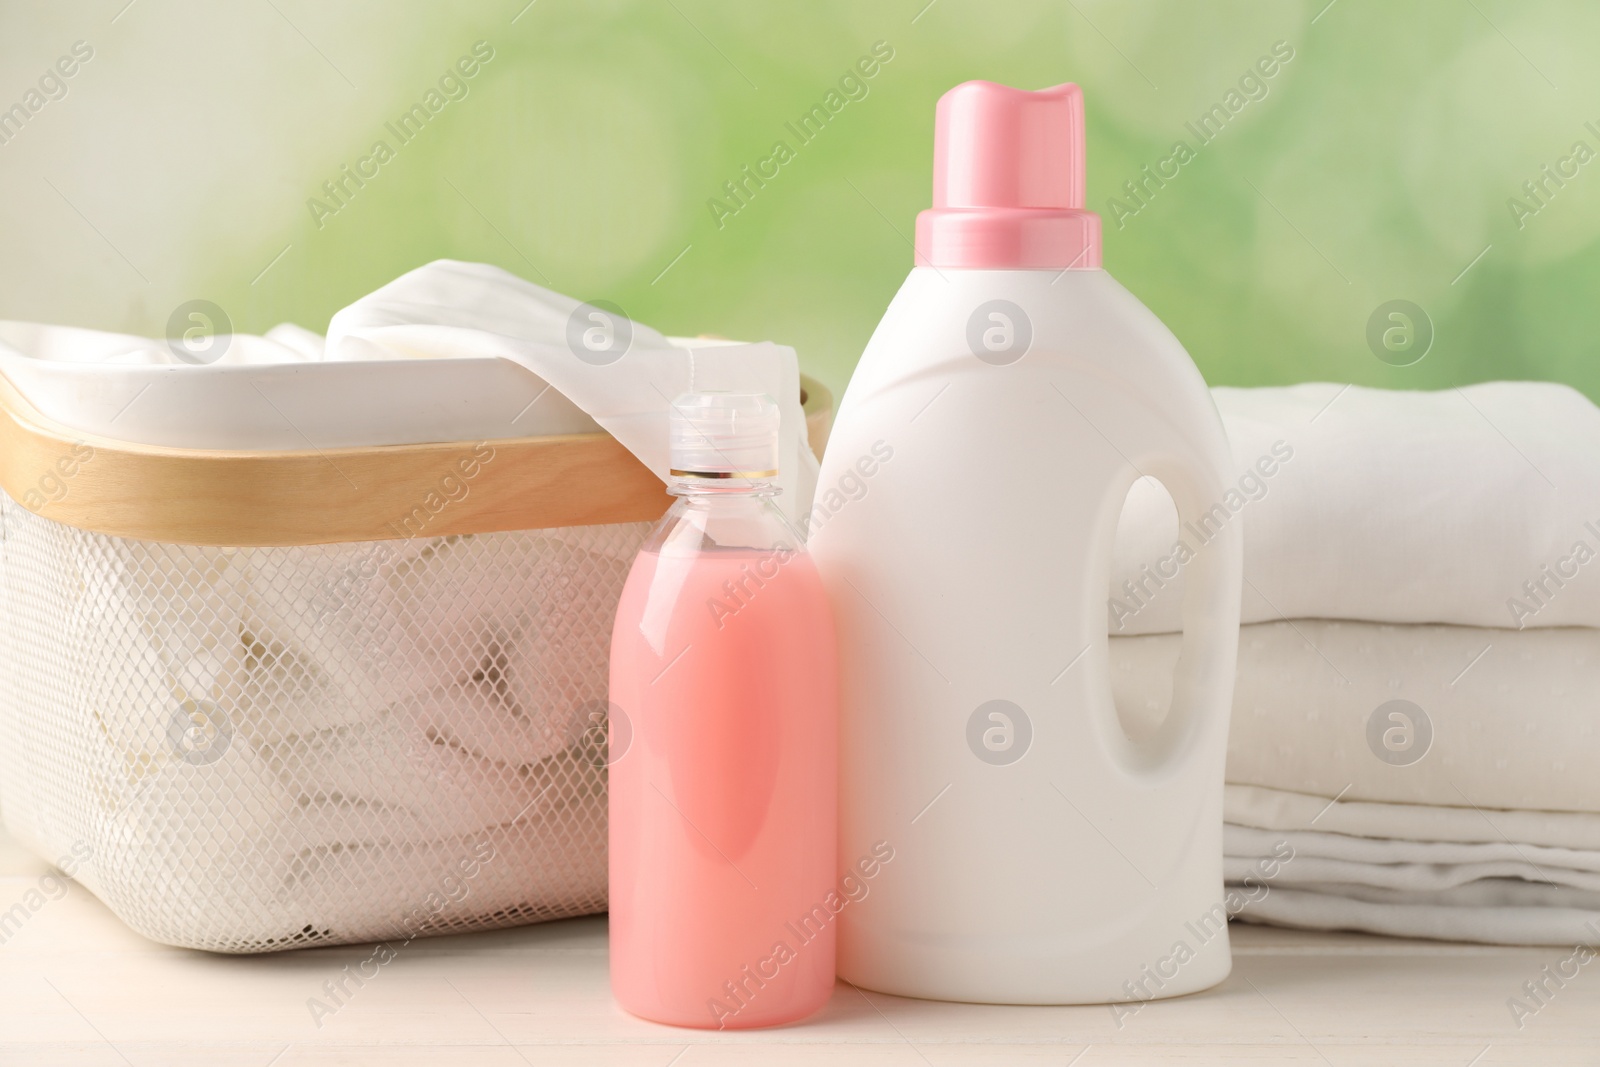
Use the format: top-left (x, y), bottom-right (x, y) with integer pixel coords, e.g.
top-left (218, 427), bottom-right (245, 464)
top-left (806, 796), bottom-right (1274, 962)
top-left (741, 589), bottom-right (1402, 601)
top-left (2, 827), bottom-right (1596, 1065)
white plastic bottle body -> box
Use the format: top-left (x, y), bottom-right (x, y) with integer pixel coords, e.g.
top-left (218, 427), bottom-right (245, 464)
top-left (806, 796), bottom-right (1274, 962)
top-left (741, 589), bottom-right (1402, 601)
top-left (808, 267), bottom-right (1242, 1004)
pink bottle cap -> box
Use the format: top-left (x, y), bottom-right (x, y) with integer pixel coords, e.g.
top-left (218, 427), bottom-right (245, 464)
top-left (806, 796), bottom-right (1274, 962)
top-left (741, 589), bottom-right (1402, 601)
top-left (914, 81), bottom-right (1102, 271)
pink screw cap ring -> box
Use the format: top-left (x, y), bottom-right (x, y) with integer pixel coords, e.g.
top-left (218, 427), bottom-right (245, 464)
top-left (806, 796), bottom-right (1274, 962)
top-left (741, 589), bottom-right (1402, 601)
top-left (914, 80), bottom-right (1103, 270)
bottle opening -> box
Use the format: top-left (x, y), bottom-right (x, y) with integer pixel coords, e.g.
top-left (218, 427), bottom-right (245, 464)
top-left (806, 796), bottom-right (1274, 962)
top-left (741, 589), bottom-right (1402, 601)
top-left (668, 392), bottom-right (782, 484)
top-left (669, 469), bottom-right (781, 480)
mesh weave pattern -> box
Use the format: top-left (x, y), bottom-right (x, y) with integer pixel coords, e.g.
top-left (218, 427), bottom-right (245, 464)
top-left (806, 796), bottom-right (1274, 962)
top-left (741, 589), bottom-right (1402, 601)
top-left (0, 490), bottom-right (645, 952)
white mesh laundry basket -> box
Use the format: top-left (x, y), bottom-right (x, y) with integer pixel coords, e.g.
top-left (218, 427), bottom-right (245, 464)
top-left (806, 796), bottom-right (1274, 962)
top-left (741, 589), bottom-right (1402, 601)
top-left (0, 370), bottom-right (830, 952)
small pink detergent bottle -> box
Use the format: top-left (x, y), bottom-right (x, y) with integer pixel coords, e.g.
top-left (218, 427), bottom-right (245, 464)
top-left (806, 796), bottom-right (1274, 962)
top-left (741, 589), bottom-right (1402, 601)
top-left (608, 392), bottom-right (838, 1029)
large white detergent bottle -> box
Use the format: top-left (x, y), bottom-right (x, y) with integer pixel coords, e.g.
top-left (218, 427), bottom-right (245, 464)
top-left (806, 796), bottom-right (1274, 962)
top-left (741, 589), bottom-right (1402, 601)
top-left (808, 81), bottom-right (1243, 1004)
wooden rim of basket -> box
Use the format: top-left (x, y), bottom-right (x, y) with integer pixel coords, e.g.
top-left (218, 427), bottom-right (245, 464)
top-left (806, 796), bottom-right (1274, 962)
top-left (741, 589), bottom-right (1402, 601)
top-left (0, 370), bottom-right (833, 547)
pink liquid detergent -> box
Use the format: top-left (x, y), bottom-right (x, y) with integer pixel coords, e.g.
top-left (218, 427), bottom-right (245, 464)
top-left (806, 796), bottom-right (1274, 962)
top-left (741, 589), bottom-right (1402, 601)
top-left (609, 393), bottom-right (838, 1030)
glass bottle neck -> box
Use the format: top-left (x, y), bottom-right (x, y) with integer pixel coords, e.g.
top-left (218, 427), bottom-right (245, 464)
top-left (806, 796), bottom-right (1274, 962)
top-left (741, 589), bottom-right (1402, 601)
top-left (667, 477), bottom-right (779, 499)
top-left (648, 480), bottom-right (797, 554)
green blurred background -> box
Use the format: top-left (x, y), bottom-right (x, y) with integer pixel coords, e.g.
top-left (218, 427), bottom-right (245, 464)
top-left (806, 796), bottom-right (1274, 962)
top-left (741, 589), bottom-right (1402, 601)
top-left (3, 0), bottom-right (1598, 402)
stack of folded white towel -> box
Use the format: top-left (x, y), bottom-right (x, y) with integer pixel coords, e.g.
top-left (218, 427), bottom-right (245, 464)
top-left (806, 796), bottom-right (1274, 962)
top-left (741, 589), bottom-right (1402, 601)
top-left (1110, 382), bottom-right (1600, 946)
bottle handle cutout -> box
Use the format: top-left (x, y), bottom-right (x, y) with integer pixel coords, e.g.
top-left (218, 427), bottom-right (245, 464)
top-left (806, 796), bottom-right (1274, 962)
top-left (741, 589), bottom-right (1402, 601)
top-left (1091, 450), bottom-right (1240, 780)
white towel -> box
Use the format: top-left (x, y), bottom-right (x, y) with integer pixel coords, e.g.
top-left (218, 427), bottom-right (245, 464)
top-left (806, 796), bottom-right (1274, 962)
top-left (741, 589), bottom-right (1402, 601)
top-left (1225, 843), bottom-right (1600, 895)
top-left (1222, 785), bottom-right (1600, 945)
top-left (77, 541), bottom-right (248, 759)
top-left (1226, 823), bottom-right (1600, 877)
top-left (1107, 382), bottom-right (1600, 945)
top-left (1226, 784), bottom-right (1600, 852)
top-left (1233, 887), bottom-right (1600, 947)
top-left (1288, 880), bottom-right (1600, 910)
top-left (1, 261), bottom-right (819, 521)
top-left (325, 260), bottom-right (818, 526)
top-left (1110, 620), bottom-right (1600, 813)
top-left (102, 724), bottom-right (296, 904)
top-left (1111, 382), bottom-right (1600, 635)
top-left (0, 320), bottom-right (317, 365)
top-left (238, 539), bottom-right (442, 736)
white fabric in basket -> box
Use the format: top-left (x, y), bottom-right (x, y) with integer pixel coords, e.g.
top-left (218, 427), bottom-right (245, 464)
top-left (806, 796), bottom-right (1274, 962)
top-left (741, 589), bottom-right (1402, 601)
top-left (324, 259), bottom-right (819, 525)
top-left (0, 500), bottom-right (639, 951)
top-left (0, 259), bottom-right (819, 521)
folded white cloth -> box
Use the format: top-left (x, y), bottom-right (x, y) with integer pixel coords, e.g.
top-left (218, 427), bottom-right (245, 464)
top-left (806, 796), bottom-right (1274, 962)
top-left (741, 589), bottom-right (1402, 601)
top-left (79, 541), bottom-right (246, 755)
top-left (1233, 886), bottom-right (1600, 947)
top-left (1226, 784), bottom-right (1600, 852)
top-left (1, 259), bottom-right (819, 523)
top-left (326, 260), bottom-right (818, 525)
top-left (1226, 825), bottom-right (1600, 893)
top-left (1222, 785), bottom-right (1600, 945)
top-left (1226, 823), bottom-right (1600, 879)
top-left (1111, 382), bottom-right (1600, 635)
top-left (1108, 382), bottom-right (1600, 945)
top-left (1110, 620), bottom-right (1600, 813)
top-left (1298, 880), bottom-right (1600, 910)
